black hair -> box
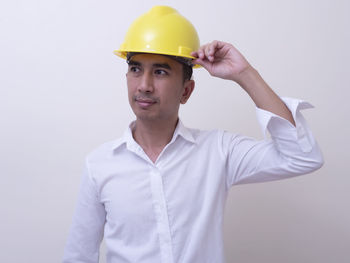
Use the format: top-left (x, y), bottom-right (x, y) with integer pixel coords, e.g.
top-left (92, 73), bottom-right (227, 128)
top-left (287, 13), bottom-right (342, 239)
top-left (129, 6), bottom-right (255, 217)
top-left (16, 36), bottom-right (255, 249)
top-left (181, 63), bottom-right (193, 82)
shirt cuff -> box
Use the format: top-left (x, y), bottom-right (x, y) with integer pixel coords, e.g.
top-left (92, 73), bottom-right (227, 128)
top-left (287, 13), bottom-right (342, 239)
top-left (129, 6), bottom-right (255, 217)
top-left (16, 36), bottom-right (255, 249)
top-left (255, 97), bottom-right (315, 152)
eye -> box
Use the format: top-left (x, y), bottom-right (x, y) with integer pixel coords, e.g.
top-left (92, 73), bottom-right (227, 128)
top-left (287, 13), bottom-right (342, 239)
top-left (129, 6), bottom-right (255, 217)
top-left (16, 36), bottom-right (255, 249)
top-left (129, 66), bottom-right (141, 73)
top-left (154, 69), bottom-right (168, 76)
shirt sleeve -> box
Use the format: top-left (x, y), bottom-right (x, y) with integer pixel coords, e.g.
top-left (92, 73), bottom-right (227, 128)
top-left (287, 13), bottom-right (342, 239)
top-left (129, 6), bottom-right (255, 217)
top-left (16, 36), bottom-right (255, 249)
top-left (62, 158), bottom-right (106, 263)
top-left (223, 97), bottom-right (324, 187)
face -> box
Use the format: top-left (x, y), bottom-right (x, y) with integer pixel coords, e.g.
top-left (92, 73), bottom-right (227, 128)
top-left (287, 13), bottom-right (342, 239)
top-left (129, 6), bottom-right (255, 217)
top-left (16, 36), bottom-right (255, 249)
top-left (126, 54), bottom-right (195, 123)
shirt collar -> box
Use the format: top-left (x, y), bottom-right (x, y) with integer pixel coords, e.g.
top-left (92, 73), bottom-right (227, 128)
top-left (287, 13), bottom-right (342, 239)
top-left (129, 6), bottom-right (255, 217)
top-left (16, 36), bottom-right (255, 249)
top-left (111, 119), bottom-right (196, 153)
top-left (173, 119), bottom-right (196, 144)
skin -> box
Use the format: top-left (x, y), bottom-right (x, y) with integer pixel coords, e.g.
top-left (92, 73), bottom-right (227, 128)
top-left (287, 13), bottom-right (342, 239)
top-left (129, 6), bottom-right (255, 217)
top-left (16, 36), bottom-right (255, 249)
top-left (192, 40), bottom-right (296, 126)
top-left (127, 41), bottom-right (295, 163)
top-left (126, 54), bottom-right (194, 162)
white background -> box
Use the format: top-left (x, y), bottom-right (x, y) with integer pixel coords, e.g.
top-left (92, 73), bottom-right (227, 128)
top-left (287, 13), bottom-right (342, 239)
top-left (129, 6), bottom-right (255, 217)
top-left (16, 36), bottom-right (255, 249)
top-left (1, 0), bottom-right (349, 262)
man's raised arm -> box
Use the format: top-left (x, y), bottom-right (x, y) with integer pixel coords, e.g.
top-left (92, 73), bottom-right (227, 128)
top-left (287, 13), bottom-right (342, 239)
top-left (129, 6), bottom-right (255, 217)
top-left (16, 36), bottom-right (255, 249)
top-left (191, 40), bottom-right (296, 126)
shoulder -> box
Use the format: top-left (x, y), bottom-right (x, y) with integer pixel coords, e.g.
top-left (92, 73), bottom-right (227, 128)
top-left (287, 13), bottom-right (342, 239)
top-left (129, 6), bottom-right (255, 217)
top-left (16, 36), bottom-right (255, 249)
top-left (85, 137), bottom-right (126, 164)
top-left (184, 125), bottom-right (239, 145)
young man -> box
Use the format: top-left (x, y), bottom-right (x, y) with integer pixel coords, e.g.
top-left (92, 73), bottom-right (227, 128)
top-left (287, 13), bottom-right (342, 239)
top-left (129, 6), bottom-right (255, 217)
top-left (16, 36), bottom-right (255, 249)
top-left (63, 6), bottom-right (323, 263)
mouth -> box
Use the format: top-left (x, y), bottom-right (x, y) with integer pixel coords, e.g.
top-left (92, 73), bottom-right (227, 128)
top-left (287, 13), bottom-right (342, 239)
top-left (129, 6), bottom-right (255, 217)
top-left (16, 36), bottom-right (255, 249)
top-left (134, 96), bottom-right (157, 108)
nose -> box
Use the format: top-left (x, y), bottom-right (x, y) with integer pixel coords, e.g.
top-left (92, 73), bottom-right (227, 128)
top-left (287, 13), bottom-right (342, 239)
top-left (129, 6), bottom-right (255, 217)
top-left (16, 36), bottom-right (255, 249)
top-left (138, 71), bottom-right (154, 93)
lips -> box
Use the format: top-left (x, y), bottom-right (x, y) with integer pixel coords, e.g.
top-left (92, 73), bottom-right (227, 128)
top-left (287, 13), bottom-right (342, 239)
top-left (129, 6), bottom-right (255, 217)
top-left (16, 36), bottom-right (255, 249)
top-left (134, 96), bottom-right (157, 108)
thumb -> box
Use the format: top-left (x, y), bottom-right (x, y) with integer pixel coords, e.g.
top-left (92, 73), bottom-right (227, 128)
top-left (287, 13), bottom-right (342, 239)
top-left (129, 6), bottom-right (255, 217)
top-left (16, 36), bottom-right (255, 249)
top-left (193, 58), bottom-right (213, 72)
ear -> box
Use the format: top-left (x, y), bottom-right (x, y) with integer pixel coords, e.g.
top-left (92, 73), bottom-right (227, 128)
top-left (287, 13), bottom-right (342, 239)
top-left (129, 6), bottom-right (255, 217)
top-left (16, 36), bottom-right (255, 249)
top-left (180, 80), bottom-right (195, 104)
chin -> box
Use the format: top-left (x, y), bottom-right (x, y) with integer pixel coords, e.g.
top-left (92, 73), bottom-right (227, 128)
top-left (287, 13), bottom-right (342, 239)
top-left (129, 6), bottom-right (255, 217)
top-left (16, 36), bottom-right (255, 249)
top-left (133, 111), bottom-right (158, 121)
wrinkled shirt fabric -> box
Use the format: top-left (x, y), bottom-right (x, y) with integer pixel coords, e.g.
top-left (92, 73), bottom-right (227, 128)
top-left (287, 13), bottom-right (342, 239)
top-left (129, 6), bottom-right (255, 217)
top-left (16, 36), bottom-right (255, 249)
top-left (63, 97), bottom-right (323, 263)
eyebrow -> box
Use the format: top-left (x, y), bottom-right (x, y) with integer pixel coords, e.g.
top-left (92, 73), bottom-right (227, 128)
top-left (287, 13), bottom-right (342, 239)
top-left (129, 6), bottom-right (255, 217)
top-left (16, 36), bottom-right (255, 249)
top-left (128, 59), bottom-right (172, 70)
top-left (127, 60), bottom-right (141, 66)
top-left (153, 63), bottom-right (171, 70)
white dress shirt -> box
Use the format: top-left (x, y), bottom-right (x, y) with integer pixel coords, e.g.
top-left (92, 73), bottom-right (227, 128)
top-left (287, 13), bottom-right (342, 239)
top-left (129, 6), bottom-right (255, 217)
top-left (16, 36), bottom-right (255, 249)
top-left (63, 97), bottom-right (323, 263)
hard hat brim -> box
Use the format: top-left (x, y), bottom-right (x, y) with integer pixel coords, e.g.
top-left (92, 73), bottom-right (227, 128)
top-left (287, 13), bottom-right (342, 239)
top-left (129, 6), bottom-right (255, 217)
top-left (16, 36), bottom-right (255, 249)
top-left (113, 50), bottom-right (201, 68)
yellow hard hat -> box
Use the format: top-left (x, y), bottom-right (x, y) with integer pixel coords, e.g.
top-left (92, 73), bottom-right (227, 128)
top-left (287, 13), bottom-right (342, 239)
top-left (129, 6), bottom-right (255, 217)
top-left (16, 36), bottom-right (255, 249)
top-left (114, 6), bottom-right (200, 68)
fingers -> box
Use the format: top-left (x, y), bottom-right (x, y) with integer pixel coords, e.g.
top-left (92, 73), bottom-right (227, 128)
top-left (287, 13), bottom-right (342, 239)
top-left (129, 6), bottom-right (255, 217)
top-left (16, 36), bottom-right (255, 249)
top-left (193, 58), bottom-right (213, 72)
top-left (191, 41), bottom-right (214, 61)
top-left (191, 40), bottom-right (226, 62)
top-left (205, 40), bottom-right (221, 61)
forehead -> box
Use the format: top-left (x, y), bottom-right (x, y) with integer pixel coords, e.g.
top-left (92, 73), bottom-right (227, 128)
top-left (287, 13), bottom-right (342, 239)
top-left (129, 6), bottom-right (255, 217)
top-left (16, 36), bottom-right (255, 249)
top-left (128, 53), bottom-right (182, 70)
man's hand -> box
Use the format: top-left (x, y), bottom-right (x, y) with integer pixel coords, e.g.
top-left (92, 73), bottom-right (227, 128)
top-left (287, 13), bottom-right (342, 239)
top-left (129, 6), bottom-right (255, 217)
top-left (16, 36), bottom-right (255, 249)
top-left (191, 40), bottom-right (252, 83)
top-left (192, 40), bottom-right (296, 126)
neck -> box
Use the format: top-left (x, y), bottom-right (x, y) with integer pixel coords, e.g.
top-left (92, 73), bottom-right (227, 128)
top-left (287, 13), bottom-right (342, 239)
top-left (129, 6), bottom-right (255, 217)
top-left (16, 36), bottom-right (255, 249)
top-left (132, 117), bottom-right (179, 162)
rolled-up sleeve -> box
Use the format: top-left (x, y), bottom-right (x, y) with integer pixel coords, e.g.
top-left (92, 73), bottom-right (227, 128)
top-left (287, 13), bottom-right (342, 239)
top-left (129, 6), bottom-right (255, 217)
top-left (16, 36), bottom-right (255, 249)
top-left (224, 97), bottom-right (324, 187)
top-left (62, 159), bottom-right (106, 263)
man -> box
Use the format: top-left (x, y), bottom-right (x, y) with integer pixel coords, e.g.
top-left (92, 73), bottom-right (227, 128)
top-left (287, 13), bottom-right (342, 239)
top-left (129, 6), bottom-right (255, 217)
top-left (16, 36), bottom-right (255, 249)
top-left (63, 6), bottom-right (323, 263)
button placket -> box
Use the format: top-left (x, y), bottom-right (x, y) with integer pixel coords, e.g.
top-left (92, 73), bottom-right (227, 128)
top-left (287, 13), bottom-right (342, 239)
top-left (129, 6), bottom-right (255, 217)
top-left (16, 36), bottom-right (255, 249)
top-left (149, 167), bottom-right (174, 263)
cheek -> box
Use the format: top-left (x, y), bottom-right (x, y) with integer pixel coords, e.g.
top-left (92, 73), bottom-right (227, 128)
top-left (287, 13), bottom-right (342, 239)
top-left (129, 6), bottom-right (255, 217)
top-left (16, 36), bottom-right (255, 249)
top-left (174, 86), bottom-right (186, 101)
top-left (162, 89), bottom-right (183, 107)
top-left (127, 82), bottom-right (136, 105)
top-left (127, 78), bottom-right (137, 93)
